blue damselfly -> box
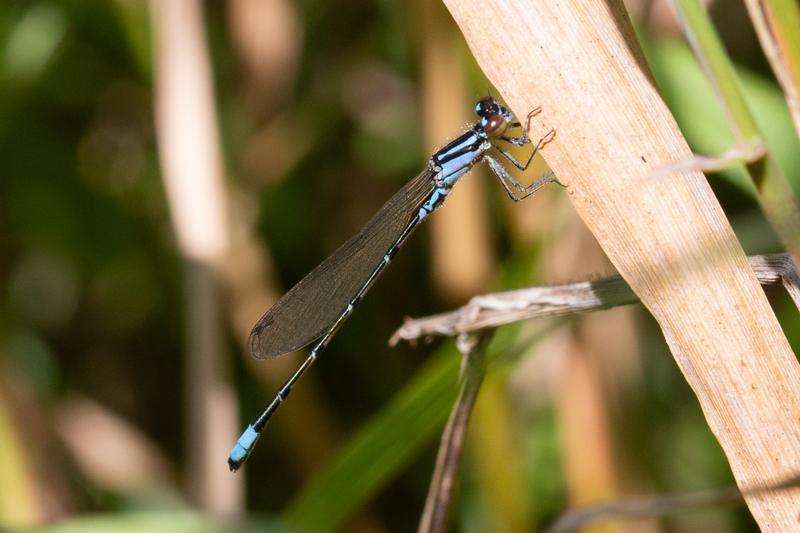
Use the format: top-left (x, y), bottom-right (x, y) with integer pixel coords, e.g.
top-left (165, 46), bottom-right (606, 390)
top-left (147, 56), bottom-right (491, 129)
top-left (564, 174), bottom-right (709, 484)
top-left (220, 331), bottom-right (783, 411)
top-left (229, 96), bottom-right (556, 471)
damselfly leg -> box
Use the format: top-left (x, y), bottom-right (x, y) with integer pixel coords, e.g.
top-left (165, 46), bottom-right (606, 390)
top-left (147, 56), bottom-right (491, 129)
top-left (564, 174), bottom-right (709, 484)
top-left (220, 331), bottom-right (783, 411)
top-left (503, 105), bottom-right (543, 146)
top-left (487, 122), bottom-right (557, 201)
top-left (485, 156), bottom-right (555, 202)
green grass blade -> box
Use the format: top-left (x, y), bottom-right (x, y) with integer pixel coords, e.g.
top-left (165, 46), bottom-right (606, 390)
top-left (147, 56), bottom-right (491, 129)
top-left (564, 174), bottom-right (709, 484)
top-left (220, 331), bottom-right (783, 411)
top-left (283, 346), bottom-right (460, 531)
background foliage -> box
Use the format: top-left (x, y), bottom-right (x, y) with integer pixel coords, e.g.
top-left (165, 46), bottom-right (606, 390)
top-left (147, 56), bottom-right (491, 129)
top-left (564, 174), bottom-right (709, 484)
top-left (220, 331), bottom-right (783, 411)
top-left (0, 1), bottom-right (797, 531)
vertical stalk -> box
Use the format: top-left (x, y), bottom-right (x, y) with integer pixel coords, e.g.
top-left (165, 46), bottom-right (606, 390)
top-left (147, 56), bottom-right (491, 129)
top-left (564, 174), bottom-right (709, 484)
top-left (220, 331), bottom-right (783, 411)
top-left (443, 1), bottom-right (800, 528)
top-left (419, 331), bottom-right (492, 533)
top-left (672, 0), bottom-right (800, 269)
top-left (150, 0), bottom-right (242, 513)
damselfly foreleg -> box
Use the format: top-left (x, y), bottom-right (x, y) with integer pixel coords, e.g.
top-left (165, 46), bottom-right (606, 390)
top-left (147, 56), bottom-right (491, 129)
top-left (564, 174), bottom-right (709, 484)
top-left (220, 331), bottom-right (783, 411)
top-left (503, 105), bottom-right (543, 147)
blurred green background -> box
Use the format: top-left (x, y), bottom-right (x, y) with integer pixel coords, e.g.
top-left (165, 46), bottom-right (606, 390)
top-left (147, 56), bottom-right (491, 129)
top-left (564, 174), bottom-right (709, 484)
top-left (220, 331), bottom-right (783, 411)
top-left (0, 0), bottom-right (798, 531)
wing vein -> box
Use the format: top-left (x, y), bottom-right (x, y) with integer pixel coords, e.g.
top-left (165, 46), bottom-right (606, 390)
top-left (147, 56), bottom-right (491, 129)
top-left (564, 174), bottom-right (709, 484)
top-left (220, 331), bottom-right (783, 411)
top-left (249, 169), bottom-right (436, 359)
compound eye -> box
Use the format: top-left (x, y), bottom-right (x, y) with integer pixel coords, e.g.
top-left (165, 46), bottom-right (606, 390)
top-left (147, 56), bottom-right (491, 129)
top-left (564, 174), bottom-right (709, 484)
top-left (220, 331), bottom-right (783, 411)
top-left (475, 96), bottom-right (495, 117)
top-left (483, 114), bottom-right (507, 136)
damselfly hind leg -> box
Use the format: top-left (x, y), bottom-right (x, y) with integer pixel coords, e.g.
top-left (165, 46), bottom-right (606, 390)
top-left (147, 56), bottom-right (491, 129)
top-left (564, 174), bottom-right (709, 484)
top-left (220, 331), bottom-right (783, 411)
top-left (485, 125), bottom-right (557, 202)
top-left (485, 156), bottom-right (556, 202)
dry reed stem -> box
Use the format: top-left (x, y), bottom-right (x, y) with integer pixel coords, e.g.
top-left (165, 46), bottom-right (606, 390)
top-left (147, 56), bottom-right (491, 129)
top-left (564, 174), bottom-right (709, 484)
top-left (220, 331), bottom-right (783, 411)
top-left (440, 2), bottom-right (800, 527)
top-left (743, 0), bottom-right (800, 139)
top-left (419, 0), bottom-right (495, 303)
top-left (418, 331), bottom-right (492, 533)
top-left (392, 254), bottom-right (799, 342)
top-left (150, 0), bottom-right (242, 513)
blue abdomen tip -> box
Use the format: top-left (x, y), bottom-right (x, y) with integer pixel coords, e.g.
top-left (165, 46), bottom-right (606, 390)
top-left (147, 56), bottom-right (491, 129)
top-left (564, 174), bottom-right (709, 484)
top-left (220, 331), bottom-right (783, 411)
top-left (227, 425), bottom-right (259, 471)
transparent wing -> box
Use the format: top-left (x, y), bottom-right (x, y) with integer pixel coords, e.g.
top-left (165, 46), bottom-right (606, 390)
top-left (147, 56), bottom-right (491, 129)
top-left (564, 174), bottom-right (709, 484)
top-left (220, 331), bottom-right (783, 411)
top-left (249, 169), bottom-right (436, 359)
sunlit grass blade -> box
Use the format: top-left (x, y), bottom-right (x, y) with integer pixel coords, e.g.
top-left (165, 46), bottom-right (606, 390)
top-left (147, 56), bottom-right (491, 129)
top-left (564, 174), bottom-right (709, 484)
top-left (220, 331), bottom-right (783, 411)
top-left (283, 346), bottom-right (460, 530)
top-left (743, 0), bottom-right (800, 138)
top-left (645, 39), bottom-right (800, 192)
top-left (0, 392), bottom-right (39, 528)
top-left (672, 0), bottom-right (800, 265)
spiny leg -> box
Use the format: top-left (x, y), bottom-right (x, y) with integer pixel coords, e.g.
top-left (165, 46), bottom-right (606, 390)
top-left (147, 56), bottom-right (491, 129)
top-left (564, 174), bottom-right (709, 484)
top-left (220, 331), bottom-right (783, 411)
top-left (485, 155), bottom-right (524, 201)
top-left (488, 128), bottom-right (557, 196)
top-left (485, 155), bottom-right (557, 202)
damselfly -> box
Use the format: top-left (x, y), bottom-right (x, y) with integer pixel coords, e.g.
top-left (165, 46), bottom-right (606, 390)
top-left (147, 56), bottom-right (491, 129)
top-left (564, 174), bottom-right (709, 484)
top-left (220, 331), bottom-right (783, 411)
top-left (229, 96), bottom-right (556, 471)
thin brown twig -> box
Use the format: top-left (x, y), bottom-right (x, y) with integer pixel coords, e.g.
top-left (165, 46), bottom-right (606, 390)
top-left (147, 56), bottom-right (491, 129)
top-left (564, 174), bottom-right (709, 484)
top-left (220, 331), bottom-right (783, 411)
top-left (391, 254), bottom-right (798, 343)
top-left (545, 474), bottom-right (800, 533)
top-left (418, 331), bottom-right (493, 533)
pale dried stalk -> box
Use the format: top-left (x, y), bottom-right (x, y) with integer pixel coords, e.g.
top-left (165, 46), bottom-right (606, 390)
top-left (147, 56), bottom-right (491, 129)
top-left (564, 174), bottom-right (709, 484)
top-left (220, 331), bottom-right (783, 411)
top-left (150, 0), bottom-right (241, 513)
top-left (441, 1), bottom-right (800, 528)
top-left (743, 0), bottom-right (800, 139)
top-left (420, 0), bottom-right (495, 303)
top-left (224, 0), bottom-right (339, 478)
top-left (671, 0), bottom-right (800, 274)
top-left (392, 254), bottom-right (799, 342)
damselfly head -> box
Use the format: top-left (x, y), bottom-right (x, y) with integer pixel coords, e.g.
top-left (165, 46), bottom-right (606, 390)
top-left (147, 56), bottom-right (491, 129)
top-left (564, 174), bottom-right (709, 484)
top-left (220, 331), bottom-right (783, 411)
top-left (475, 96), bottom-right (513, 137)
